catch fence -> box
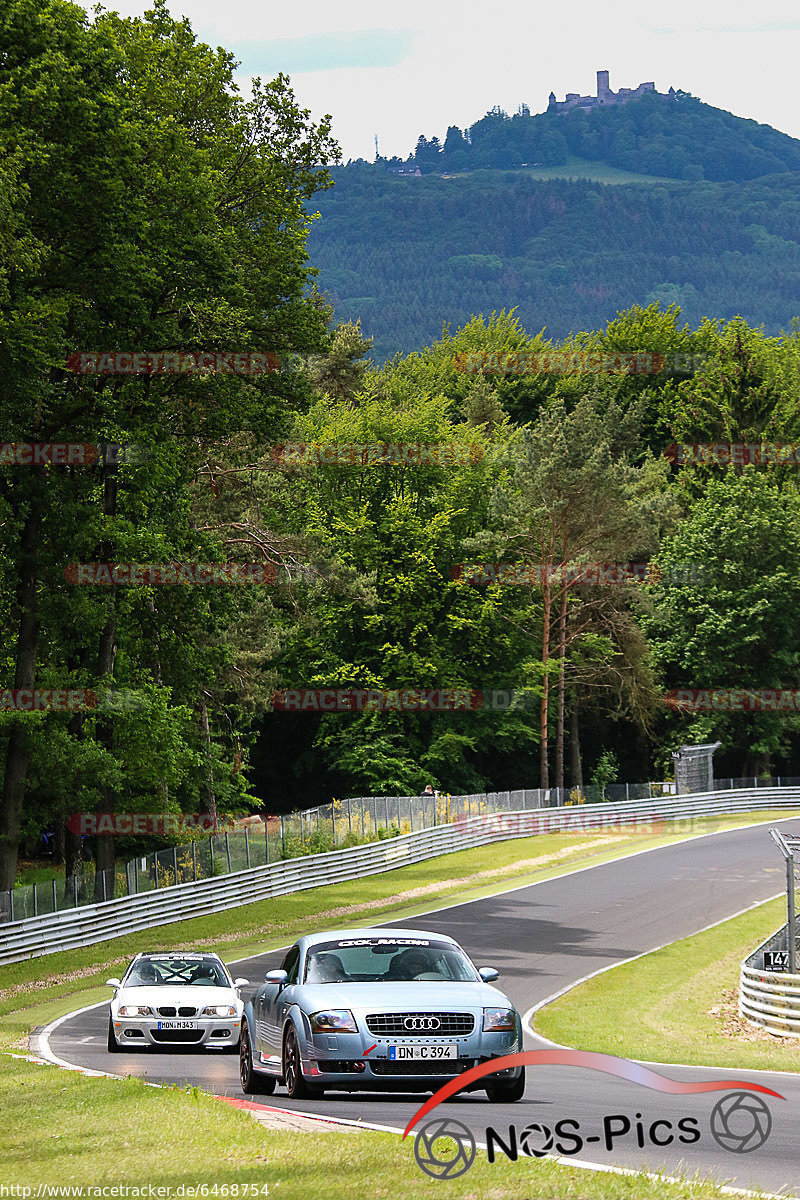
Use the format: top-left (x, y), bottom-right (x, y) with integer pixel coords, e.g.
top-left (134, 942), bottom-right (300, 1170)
top-left (3, 775), bottom-right (798, 925)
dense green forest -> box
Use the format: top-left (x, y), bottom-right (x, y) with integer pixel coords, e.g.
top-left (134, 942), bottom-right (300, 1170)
top-left (309, 95), bottom-right (800, 360)
top-left (310, 169), bottom-right (800, 361)
top-left (5, 0), bottom-right (800, 893)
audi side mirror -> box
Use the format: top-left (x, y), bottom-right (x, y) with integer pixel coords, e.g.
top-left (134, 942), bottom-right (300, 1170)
top-left (233, 978), bottom-right (249, 988)
top-left (265, 969), bottom-right (288, 985)
top-left (479, 966), bottom-right (500, 982)
top-left (106, 978), bottom-right (121, 988)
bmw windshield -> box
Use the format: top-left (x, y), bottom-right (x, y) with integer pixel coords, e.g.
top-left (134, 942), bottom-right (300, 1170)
top-left (303, 937), bottom-right (480, 983)
top-left (124, 957), bottom-right (231, 987)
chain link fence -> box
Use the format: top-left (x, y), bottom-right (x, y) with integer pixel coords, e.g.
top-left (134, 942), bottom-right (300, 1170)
top-left (3, 863), bottom-right (126, 923)
top-left (4, 774), bottom-right (800, 924)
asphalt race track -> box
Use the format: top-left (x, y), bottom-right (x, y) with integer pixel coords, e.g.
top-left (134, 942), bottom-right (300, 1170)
top-left (46, 820), bottom-right (800, 1195)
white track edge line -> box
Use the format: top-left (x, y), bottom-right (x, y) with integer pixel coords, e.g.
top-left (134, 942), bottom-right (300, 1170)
top-left (522, 891), bottom-right (800, 1082)
top-left (6, 1049), bottom-right (785, 1200)
top-left (35, 816), bottom-right (800, 1196)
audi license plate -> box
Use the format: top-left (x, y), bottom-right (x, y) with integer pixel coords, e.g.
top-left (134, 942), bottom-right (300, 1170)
top-left (156, 1020), bottom-right (197, 1030)
top-left (388, 1044), bottom-right (457, 1060)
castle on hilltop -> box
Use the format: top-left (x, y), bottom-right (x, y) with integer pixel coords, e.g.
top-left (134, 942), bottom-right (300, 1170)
top-left (548, 70), bottom-right (673, 114)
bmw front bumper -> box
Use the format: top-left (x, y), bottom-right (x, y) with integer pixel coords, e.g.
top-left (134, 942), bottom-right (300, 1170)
top-left (112, 1015), bottom-right (241, 1049)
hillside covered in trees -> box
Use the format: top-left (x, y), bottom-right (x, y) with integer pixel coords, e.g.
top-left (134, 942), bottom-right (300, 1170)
top-left (408, 91), bottom-right (800, 181)
top-left (308, 95), bottom-right (800, 361)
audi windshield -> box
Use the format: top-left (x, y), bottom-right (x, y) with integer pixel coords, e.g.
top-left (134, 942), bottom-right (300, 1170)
top-left (303, 937), bottom-right (481, 983)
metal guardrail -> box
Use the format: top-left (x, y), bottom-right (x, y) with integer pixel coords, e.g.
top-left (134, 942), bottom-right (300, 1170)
top-left (2, 785), bottom-right (800, 966)
top-left (8, 774), bottom-right (796, 925)
top-left (739, 825), bottom-right (800, 1036)
top-left (740, 924), bottom-right (800, 1036)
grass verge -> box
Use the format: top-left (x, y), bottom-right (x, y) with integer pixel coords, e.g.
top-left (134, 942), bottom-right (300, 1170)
top-left (2, 810), bottom-right (796, 1051)
top-left (2, 1052), bottom-right (738, 1197)
top-left (533, 894), bottom-right (800, 1073)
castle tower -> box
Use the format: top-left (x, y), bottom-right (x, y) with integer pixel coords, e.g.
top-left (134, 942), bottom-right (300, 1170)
top-left (548, 90), bottom-right (557, 110)
top-left (597, 69), bottom-right (610, 102)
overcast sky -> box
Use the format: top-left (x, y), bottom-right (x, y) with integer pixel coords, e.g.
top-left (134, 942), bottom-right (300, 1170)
top-left (108, 0), bottom-right (800, 161)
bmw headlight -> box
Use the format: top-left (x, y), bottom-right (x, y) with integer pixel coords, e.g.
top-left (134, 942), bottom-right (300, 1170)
top-left (482, 1007), bottom-right (517, 1032)
top-left (118, 1005), bottom-right (153, 1017)
top-left (202, 1005), bottom-right (237, 1017)
top-left (309, 1009), bottom-right (358, 1033)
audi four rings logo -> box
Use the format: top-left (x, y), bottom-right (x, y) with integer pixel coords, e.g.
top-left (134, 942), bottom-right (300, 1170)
top-left (404, 1016), bottom-right (440, 1030)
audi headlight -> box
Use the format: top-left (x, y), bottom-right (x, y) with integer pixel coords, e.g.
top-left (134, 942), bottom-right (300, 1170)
top-left (202, 1005), bottom-right (237, 1017)
top-left (118, 1005), bottom-right (153, 1017)
top-left (309, 1009), bottom-right (358, 1033)
top-left (483, 1007), bottom-right (516, 1032)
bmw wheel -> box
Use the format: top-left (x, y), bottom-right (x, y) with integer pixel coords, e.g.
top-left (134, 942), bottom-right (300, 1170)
top-left (239, 1023), bottom-right (276, 1095)
top-left (107, 1015), bottom-right (120, 1053)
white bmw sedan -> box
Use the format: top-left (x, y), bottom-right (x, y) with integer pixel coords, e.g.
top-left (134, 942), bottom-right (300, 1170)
top-left (106, 952), bottom-right (248, 1052)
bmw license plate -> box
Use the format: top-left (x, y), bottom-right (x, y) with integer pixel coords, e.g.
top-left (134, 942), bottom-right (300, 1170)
top-left (388, 1044), bottom-right (457, 1060)
top-left (156, 1020), bottom-right (197, 1030)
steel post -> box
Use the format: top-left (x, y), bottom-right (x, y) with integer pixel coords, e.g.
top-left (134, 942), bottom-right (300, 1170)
top-left (788, 854), bottom-right (797, 974)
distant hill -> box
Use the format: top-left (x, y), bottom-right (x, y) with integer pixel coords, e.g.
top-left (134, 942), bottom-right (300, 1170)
top-left (308, 94), bottom-right (800, 360)
top-left (405, 91), bottom-right (800, 183)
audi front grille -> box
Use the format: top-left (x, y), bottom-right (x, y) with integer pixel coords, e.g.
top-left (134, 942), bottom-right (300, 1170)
top-left (365, 1012), bottom-right (475, 1037)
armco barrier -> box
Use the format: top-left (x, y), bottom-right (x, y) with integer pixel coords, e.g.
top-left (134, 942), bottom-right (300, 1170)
top-left (3, 786), bottom-right (800, 966)
top-left (740, 922), bottom-right (800, 1036)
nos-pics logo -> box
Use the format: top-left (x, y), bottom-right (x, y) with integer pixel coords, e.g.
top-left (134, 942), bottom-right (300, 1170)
top-left (404, 1050), bottom-right (782, 1181)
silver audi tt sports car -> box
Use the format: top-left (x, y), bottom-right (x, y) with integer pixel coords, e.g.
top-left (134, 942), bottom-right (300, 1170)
top-left (106, 951), bottom-right (249, 1052)
top-left (239, 927), bottom-right (525, 1101)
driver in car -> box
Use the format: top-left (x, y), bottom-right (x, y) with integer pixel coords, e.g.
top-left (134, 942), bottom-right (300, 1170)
top-left (306, 953), bottom-right (346, 983)
top-left (387, 947), bottom-right (438, 979)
